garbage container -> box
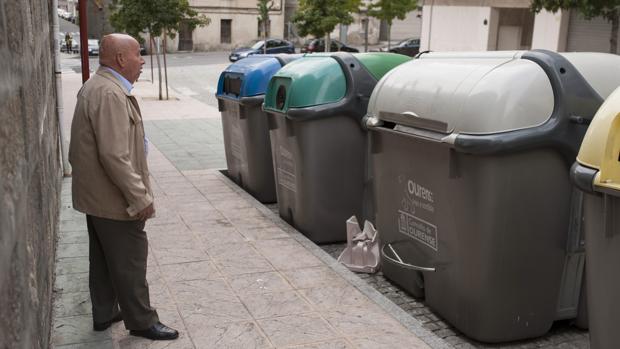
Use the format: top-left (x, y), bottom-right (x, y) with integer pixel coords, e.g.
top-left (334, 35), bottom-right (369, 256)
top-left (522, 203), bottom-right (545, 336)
top-left (216, 54), bottom-right (300, 203)
top-left (571, 86), bottom-right (620, 349)
top-left (365, 50), bottom-right (620, 342)
top-left (263, 52), bottom-right (410, 243)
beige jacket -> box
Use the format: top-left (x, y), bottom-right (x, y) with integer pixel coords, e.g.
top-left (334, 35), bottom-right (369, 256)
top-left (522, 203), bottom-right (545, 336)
top-left (69, 68), bottom-right (153, 221)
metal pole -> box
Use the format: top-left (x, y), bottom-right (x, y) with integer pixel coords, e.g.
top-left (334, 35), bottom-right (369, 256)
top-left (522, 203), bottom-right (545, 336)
top-left (53, 0), bottom-right (72, 176)
top-left (78, 0), bottom-right (89, 83)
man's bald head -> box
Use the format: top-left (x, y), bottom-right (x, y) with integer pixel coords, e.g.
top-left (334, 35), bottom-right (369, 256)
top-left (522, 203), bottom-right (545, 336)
top-left (100, 33), bottom-right (137, 67)
top-left (99, 33), bottom-right (144, 84)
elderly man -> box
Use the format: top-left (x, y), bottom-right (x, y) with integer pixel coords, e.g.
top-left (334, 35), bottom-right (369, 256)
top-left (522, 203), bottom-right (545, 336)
top-left (69, 34), bottom-right (178, 340)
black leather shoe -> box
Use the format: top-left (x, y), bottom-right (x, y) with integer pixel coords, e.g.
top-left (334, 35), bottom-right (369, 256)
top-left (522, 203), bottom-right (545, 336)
top-left (93, 313), bottom-right (123, 331)
top-left (130, 322), bottom-right (179, 340)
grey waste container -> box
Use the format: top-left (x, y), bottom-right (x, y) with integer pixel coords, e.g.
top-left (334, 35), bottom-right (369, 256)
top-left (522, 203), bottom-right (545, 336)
top-left (365, 50), bottom-right (620, 342)
top-left (571, 86), bottom-right (620, 349)
top-left (263, 52), bottom-right (410, 243)
top-left (216, 54), bottom-right (299, 203)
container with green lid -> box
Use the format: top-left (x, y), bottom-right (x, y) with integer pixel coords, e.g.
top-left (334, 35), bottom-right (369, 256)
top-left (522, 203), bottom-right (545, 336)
top-left (263, 52), bottom-right (410, 243)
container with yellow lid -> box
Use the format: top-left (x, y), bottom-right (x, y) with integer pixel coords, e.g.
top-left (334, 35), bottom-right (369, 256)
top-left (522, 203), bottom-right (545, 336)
top-left (571, 86), bottom-right (620, 349)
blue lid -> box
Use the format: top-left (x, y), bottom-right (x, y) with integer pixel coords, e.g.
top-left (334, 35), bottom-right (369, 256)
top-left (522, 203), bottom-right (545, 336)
top-left (217, 55), bottom-right (289, 99)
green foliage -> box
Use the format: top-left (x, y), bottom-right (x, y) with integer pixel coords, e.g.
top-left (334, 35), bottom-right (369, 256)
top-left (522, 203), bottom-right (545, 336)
top-left (110, 0), bottom-right (210, 40)
top-left (257, 0), bottom-right (274, 24)
top-left (367, 0), bottom-right (418, 26)
top-left (530, 0), bottom-right (619, 21)
top-left (293, 0), bottom-right (362, 38)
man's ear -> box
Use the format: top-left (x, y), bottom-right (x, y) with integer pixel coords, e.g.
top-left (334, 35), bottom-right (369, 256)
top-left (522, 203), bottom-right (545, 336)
top-left (116, 52), bottom-right (126, 68)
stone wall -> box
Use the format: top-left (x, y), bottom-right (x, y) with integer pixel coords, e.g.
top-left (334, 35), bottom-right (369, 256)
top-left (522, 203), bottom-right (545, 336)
top-left (0, 1), bottom-right (61, 348)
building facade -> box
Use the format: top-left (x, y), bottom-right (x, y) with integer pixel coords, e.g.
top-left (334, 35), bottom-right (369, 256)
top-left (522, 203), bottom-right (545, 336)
top-left (420, 0), bottom-right (619, 54)
top-left (164, 0), bottom-right (287, 52)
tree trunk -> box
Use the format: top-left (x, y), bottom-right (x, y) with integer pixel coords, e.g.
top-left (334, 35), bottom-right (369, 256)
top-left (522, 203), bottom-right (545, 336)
top-left (163, 34), bottom-right (169, 100)
top-left (149, 34), bottom-right (154, 84)
top-left (364, 18), bottom-right (369, 52)
top-left (153, 36), bottom-right (163, 101)
top-left (387, 23), bottom-right (392, 50)
top-left (611, 9), bottom-right (619, 54)
top-left (325, 33), bottom-right (331, 52)
top-left (264, 20), bottom-right (268, 54)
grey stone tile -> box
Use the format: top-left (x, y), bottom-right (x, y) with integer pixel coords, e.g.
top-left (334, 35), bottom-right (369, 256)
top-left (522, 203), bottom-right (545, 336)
top-left (352, 333), bottom-right (430, 349)
top-left (169, 279), bottom-right (252, 324)
top-left (54, 340), bottom-right (114, 349)
top-left (57, 243), bottom-right (89, 259)
top-left (159, 260), bottom-right (221, 282)
top-left (189, 321), bottom-right (272, 349)
top-left (52, 315), bottom-right (110, 346)
top-left (240, 290), bottom-right (313, 319)
top-left (252, 239), bottom-right (323, 271)
top-left (322, 306), bottom-right (406, 340)
top-left (58, 231), bottom-right (89, 244)
top-left (55, 273), bottom-right (89, 293)
top-left (207, 242), bottom-right (274, 276)
top-left (299, 285), bottom-right (373, 310)
top-left (151, 245), bottom-right (208, 266)
top-left (55, 257), bottom-right (89, 275)
top-left (61, 219), bottom-right (88, 232)
top-left (257, 313), bottom-right (339, 347)
top-left (280, 340), bottom-right (352, 349)
top-left (54, 291), bottom-right (92, 318)
top-left (227, 271), bottom-right (292, 295)
top-left (238, 227), bottom-right (290, 242)
top-left (227, 217), bottom-right (274, 231)
top-left (281, 267), bottom-right (349, 290)
top-left (114, 334), bottom-right (195, 349)
top-left (194, 227), bottom-right (246, 250)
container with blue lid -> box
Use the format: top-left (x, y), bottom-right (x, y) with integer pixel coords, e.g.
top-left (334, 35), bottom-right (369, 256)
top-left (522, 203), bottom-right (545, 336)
top-left (216, 54), bottom-right (300, 203)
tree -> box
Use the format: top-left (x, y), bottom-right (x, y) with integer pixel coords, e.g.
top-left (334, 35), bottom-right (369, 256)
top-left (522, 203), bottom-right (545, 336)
top-left (367, 0), bottom-right (418, 50)
top-left (531, 0), bottom-right (620, 54)
top-left (293, 0), bottom-right (361, 52)
top-left (257, 0), bottom-right (274, 54)
top-left (110, 0), bottom-right (210, 100)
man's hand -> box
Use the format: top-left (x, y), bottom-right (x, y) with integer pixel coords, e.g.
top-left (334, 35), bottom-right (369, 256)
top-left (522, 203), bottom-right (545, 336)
top-left (136, 203), bottom-right (155, 221)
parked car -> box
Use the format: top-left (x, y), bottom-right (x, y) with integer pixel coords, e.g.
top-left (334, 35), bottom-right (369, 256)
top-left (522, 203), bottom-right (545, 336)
top-left (229, 39), bottom-right (295, 62)
top-left (88, 39), bottom-right (99, 56)
top-left (300, 38), bottom-right (359, 53)
top-left (379, 38), bottom-right (420, 57)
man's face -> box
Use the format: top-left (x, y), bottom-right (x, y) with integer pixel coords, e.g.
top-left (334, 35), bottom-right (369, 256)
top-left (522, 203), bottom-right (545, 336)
top-left (125, 41), bottom-right (145, 84)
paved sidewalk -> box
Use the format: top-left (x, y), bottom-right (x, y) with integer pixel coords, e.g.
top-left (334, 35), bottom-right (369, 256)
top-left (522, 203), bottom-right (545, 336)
top-left (52, 73), bottom-right (441, 348)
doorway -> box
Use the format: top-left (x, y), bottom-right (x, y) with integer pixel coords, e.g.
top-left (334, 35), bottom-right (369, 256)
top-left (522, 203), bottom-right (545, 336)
top-left (178, 21), bottom-right (193, 51)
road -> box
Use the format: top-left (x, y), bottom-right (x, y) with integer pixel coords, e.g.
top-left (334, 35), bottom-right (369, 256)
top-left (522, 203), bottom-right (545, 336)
top-left (61, 50), bottom-right (230, 108)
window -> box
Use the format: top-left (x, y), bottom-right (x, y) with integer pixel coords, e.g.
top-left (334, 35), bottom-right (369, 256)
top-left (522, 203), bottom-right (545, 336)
top-left (221, 19), bottom-right (232, 44)
top-left (266, 40), bottom-right (279, 49)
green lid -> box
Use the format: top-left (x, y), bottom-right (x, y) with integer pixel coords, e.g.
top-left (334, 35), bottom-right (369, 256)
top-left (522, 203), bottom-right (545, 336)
top-left (354, 52), bottom-right (411, 81)
top-left (264, 53), bottom-right (410, 113)
top-left (264, 56), bottom-right (346, 112)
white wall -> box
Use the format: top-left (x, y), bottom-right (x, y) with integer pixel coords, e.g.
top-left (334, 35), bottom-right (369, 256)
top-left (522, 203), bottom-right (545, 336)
top-left (391, 11), bottom-right (423, 41)
top-left (531, 9), bottom-right (569, 51)
top-left (420, 5), bottom-right (495, 51)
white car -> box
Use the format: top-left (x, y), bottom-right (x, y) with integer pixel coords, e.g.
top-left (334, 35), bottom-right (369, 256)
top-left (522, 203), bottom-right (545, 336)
top-left (88, 39), bottom-right (99, 56)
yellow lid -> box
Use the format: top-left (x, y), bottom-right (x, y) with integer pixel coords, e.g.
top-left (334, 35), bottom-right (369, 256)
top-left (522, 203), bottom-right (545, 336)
top-left (577, 86), bottom-right (620, 191)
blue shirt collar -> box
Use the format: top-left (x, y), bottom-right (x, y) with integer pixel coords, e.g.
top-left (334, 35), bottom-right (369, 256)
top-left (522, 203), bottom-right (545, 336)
top-left (103, 66), bottom-right (133, 93)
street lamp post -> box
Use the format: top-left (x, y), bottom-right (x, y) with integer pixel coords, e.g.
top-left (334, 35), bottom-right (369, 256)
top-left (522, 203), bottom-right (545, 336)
top-left (78, 0), bottom-right (89, 83)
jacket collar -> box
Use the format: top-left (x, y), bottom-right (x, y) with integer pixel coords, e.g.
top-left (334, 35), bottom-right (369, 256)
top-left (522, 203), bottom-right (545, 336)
top-left (96, 67), bottom-right (133, 97)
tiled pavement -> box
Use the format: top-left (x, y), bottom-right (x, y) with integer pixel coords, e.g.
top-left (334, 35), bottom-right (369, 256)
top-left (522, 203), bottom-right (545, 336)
top-left (53, 144), bottom-right (438, 348)
top-left (53, 72), bottom-right (590, 348)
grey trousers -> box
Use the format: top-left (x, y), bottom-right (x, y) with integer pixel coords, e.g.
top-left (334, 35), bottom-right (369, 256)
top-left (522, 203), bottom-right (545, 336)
top-left (87, 215), bottom-right (159, 330)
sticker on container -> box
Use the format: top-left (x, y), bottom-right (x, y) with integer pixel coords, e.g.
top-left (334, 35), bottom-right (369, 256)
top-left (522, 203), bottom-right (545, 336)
top-left (397, 177), bottom-right (438, 251)
top-left (277, 145), bottom-right (296, 192)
